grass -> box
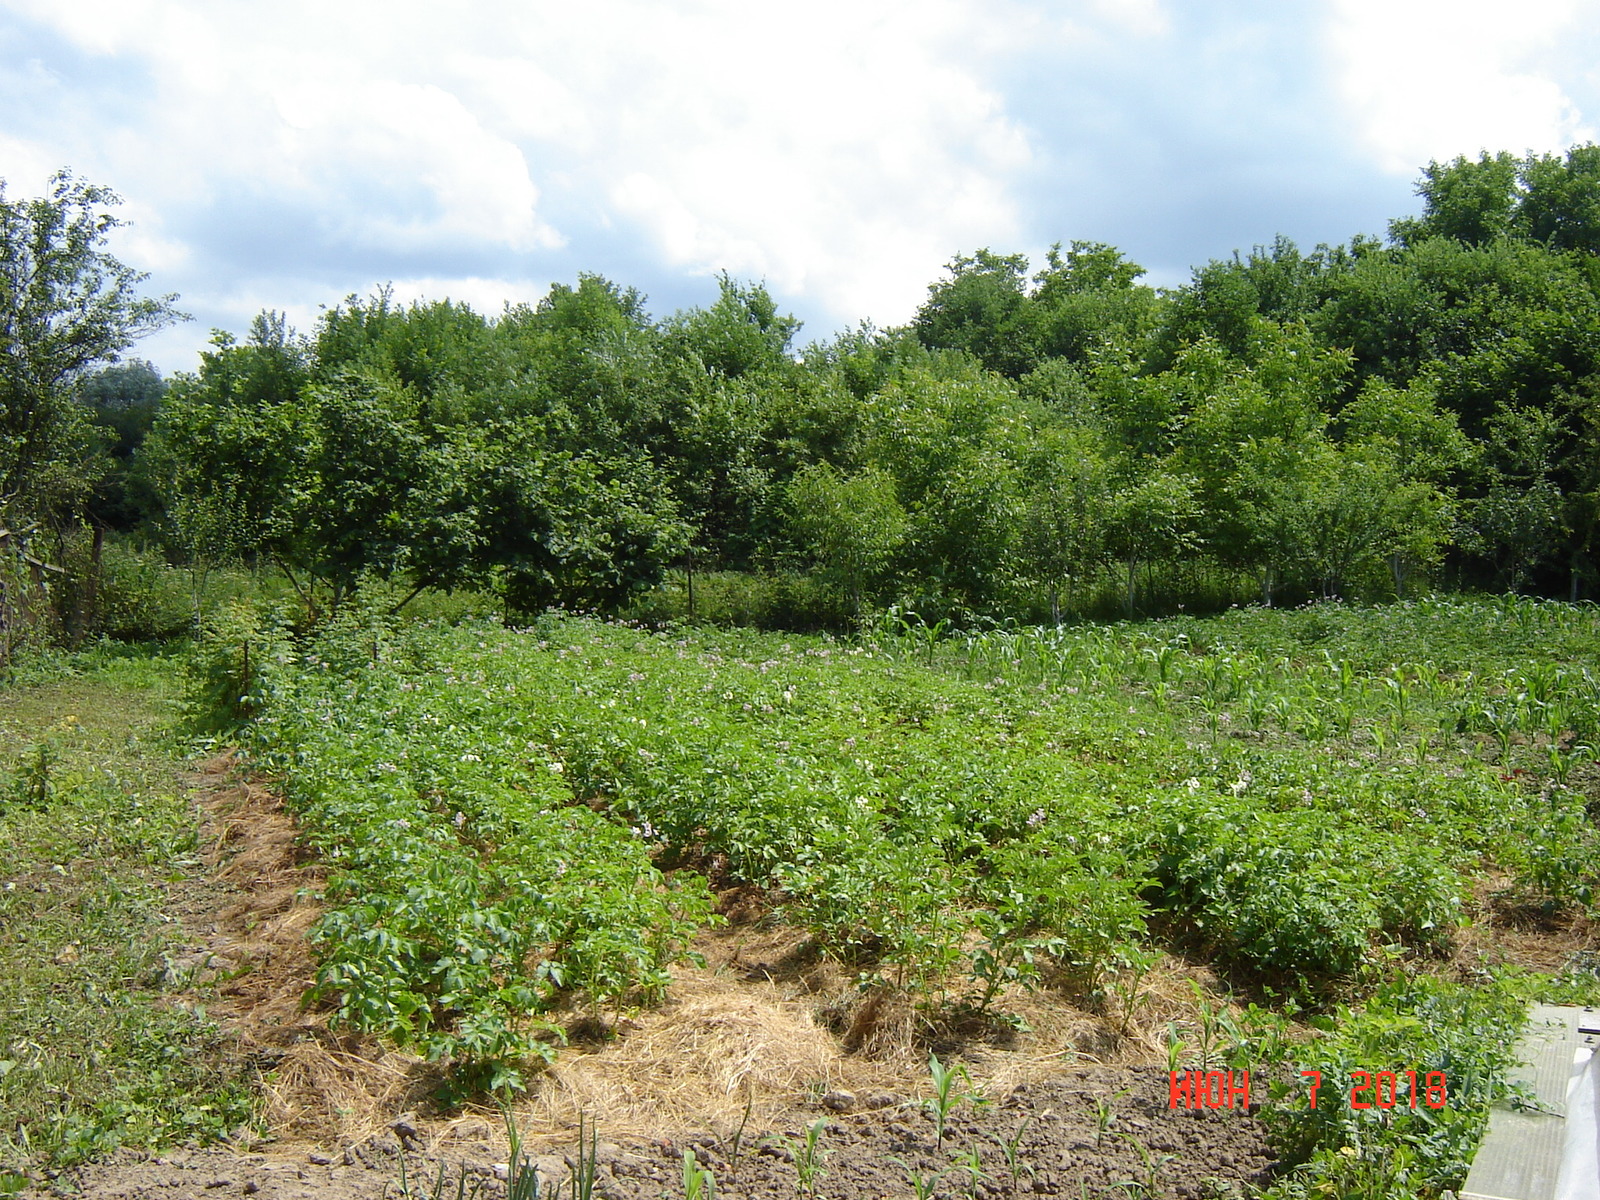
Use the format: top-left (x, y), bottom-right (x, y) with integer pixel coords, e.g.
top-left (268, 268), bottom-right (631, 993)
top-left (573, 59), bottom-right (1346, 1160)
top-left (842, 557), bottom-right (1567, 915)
top-left (0, 644), bottom-right (254, 1176)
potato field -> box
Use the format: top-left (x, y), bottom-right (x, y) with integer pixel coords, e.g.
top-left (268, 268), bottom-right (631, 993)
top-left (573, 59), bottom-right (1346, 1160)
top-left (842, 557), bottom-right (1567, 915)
top-left (169, 595), bottom-right (1597, 1197)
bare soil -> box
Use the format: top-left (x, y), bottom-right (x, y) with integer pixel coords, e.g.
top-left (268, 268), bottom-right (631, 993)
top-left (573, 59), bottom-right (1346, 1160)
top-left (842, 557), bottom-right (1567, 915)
top-left (59, 1064), bottom-right (1273, 1199)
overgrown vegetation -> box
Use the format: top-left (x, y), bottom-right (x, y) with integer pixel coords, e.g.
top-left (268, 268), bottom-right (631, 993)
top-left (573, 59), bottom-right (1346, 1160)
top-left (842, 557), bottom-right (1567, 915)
top-left (8, 147), bottom-right (1600, 652)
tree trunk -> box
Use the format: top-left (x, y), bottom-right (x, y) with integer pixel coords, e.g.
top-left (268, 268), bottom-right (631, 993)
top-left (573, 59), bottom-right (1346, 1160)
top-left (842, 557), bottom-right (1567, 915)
top-left (70, 522), bottom-right (104, 647)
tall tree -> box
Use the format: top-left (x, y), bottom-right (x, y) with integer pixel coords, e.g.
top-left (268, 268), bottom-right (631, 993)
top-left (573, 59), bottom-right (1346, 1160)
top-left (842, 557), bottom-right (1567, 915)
top-left (913, 249), bottom-right (1042, 377)
top-left (1390, 151), bottom-right (1521, 248)
top-left (0, 171), bottom-right (182, 522)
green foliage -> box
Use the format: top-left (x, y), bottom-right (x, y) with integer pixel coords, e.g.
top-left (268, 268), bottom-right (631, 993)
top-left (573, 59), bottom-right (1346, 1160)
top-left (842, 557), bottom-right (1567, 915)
top-left (785, 463), bottom-right (906, 612)
top-left (1263, 975), bottom-right (1527, 1198)
top-left (0, 171), bottom-right (182, 524)
top-left (181, 600), bottom-right (295, 735)
top-left (1154, 805), bottom-right (1460, 978)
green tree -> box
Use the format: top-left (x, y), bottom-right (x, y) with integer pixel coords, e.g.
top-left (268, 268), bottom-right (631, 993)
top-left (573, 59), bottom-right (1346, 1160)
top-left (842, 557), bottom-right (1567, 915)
top-left (1030, 241), bottom-right (1160, 364)
top-left (1515, 144), bottom-right (1600, 253)
top-left (860, 364), bottom-right (1025, 611)
top-left (1390, 151), bottom-right (1521, 248)
top-left (913, 249), bottom-right (1042, 377)
top-left (1103, 468), bottom-right (1200, 617)
top-left (666, 274), bottom-right (801, 380)
top-left (76, 359), bottom-right (166, 530)
top-left (787, 463), bottom-right (907, 613)
top-left (1338, 377), bottom-right (1467, 596)
top-left (1460, 403), bottom-right (1567, 590)
top-left (0, 171), bottom-right (182, 521)
top-left (1015, 429), bottom-right (1111, 622)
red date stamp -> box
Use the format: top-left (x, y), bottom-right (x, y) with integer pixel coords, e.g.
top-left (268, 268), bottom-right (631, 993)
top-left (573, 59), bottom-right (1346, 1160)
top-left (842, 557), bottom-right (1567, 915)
top-left (1168, 1070), bottom-right (1449, 1110)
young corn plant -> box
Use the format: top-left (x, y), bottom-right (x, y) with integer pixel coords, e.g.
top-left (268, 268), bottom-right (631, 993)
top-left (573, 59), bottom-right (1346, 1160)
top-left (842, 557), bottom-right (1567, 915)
top-left (989, 1115), bottom-right (1034, 1187)
top-left (1113, 1135), bottom-right (1177, 1200)
top-left (890, 1157), bottom-right (947, 1200)
top-left (1093, 1089), bottom-right (1130, 1149)
top-left (949, 1146), bottom-right (990, 1197)
top-left (926, 1052), bottom-right (971, 1149)
top-left (1164, 1023), bottom-right (1186, 1076)
top-left (681, 1148), bottom-right (716, 1200)
top-left (773, 1119), bottom-right (829, 1199)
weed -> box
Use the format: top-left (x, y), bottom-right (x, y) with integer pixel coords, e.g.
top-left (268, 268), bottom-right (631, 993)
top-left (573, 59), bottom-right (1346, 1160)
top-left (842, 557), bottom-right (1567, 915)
top-left (728, 1090), bottom-right (753, 1176)
top-left (393, 1156), bottom-right (485, 1200)
top-left (568, 1112), bottom-right (599, 1200)
top-left (0, 661), bottom-right (255, 1171)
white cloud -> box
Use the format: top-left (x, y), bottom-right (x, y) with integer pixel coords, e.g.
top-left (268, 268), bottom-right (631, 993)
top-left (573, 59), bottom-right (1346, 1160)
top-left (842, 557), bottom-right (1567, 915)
top-left (0, 133), bottom-right (62, 195)
top-left (1324, 0), bottom-right (1596, 173)
top-left (1085, 0), bottom-right (1168, 38)
top-left (4, 0), bottom-right (1039, 345)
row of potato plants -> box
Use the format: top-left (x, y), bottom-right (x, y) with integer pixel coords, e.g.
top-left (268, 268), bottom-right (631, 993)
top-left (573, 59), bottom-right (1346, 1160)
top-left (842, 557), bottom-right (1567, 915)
top-left (185, 595), bottom-right (1599, 1198)
top-left (211, 596), bottom-right (1598, 1084)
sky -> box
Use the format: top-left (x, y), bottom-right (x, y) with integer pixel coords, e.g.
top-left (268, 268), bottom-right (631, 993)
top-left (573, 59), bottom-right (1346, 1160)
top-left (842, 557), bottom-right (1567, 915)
top-left (2, 0), bottom-right (1598, 376)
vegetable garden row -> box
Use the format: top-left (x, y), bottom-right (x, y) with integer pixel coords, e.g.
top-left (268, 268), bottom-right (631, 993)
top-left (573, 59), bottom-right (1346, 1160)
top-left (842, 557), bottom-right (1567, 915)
top-left (210, 594), bottom-right (1600, 1192)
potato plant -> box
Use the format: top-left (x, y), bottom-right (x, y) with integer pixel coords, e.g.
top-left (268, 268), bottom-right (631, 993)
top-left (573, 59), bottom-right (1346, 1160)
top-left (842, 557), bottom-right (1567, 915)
top-left (222, 594), bottom-right (1600, 1118)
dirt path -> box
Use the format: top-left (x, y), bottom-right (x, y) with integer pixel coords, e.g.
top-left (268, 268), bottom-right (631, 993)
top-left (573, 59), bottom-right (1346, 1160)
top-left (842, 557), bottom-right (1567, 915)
top-left (61, 1062), bottom-right (1274, 1198)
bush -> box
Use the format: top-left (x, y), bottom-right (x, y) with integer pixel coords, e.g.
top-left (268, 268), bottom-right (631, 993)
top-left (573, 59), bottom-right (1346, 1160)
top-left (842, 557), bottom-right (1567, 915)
top-left (181, 600), bottom-right (296, 735)
top-left (625, 569), bottom-right (851, 630)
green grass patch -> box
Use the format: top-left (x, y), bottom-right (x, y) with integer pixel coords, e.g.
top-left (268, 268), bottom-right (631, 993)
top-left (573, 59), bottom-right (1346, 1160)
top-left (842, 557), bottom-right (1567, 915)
top-left (0, 653), bottom-right (255, 1174)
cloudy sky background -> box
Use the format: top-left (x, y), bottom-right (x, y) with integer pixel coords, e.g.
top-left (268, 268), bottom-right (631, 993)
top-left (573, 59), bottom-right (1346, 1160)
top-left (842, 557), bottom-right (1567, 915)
top-left (2, 0), bottom-right (1598, 375)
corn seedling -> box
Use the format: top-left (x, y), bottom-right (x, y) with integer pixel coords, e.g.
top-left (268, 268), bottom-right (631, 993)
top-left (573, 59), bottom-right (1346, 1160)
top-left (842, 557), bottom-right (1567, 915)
top-left (1093, 1088), bottom-right (1129, 1149)
top-left (1164, 1023), bottom-right (1186, 1076)
top-left (1189, 981), bottom-right (1223, 1069)
top-left (989, 1115), bottom-right (1034, 1186)
top-left (948, 1146), bottom-right (990, 1197)
top-left (681, 1148), bottom-right (715, 1200)
top-left (773, 1119), bottom-right (829, 1199)
top-left (1116, 1134), bottom-right (1177, 1198)
top-left (890, 1156), bottom-right (947, 1200)
top-left (926, 1052), bottom-right (970, 1149)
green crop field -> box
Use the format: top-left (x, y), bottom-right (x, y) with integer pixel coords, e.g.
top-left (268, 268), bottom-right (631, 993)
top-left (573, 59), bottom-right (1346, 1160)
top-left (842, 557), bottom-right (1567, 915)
top-left (178, 594), bottom-right (1600, 1197)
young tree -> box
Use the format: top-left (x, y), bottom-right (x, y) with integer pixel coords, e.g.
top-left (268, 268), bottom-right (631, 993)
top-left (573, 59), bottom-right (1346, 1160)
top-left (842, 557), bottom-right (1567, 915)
top-left (1103, 468), bottom-right (1201, 617)
top-left (1016, 429), bottom-right (1111, 622)
top-left (787, 463), bottom-right (907, 613)
top-left (0, 171), bottom-right (182, 521)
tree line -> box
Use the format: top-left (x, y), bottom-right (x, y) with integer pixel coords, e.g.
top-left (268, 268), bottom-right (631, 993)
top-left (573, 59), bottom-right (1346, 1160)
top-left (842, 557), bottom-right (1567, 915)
top-left (10, 148), bottom-right (1600, 629)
